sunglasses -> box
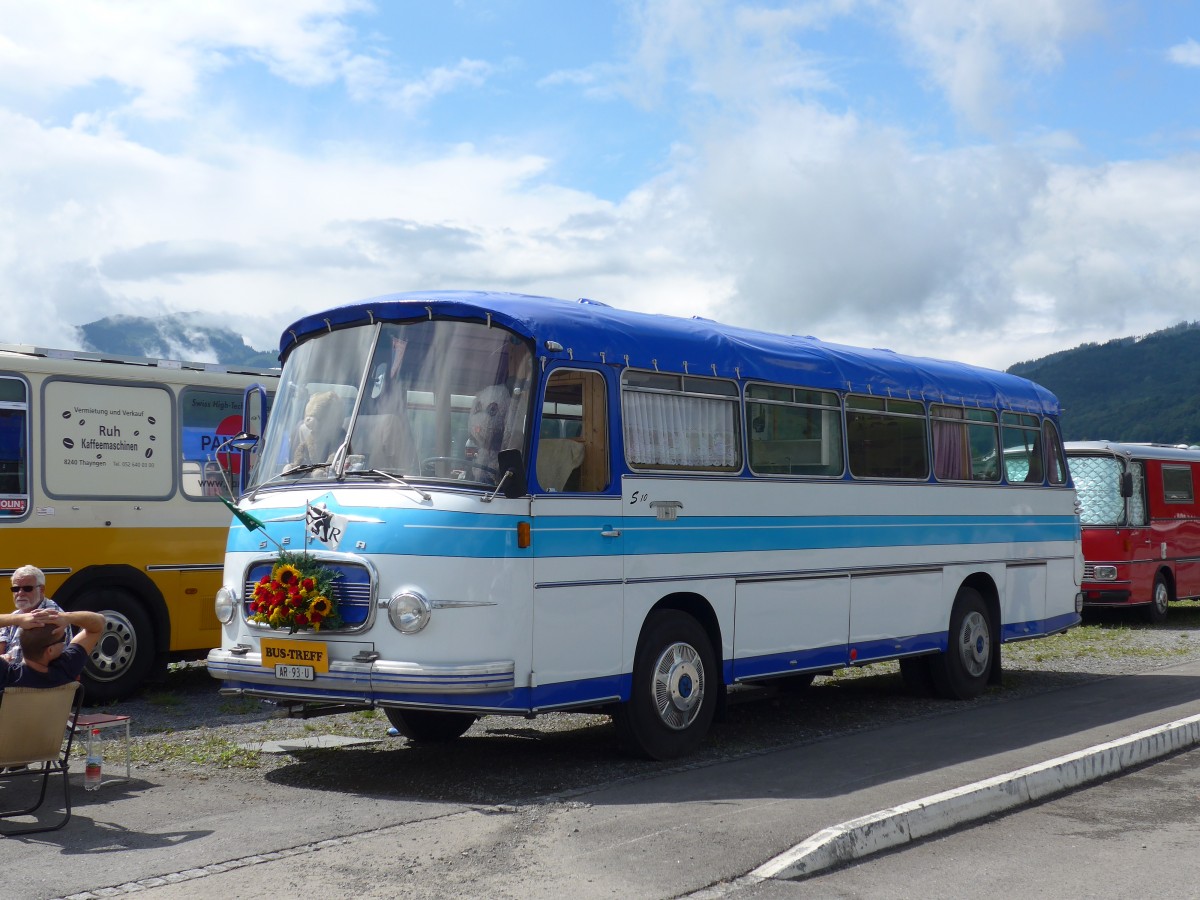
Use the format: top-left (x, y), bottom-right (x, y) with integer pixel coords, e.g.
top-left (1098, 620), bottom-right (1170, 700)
top-left (10, 585), bottom-right (39, 593)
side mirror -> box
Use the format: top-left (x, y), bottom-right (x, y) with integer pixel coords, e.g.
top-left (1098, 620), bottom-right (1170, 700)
top-left (227, 433), bottom-right (260, 452)
top-left (497, 449), bottom-right (528, 499)
top-left (1120, 472), bottom-right (1134, 499)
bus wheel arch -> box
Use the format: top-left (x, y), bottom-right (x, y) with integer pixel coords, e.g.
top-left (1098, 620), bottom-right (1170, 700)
top-left (931, 581), bottom-right (997, 701)
top-left (53, 565), bottom-right (166, 703)
top-left (615, 594), bottom-right (722, 759)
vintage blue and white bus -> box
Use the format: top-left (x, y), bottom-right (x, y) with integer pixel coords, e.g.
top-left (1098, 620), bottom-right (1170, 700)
top-left (208, 291), bottom-right (1083, 758)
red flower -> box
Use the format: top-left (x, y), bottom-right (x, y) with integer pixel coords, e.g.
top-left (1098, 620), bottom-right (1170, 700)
top-left (301, 577), bottom-right (315, 592)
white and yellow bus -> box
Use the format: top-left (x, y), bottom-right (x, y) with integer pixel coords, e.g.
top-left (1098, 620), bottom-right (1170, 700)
top-left (0, 344), bottom-right (276, 701)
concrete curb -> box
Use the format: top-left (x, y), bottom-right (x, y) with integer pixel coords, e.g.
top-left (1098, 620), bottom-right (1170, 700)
top-left (750, 711), bottom-right (1200, 882)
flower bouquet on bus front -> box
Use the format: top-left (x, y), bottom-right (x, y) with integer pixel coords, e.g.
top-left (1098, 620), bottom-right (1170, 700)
top-left (248, 550), bottom-right (343, 633)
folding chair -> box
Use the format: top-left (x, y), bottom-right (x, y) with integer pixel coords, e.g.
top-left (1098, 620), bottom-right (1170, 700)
top-left (0, 682), bottom-right (84, 836)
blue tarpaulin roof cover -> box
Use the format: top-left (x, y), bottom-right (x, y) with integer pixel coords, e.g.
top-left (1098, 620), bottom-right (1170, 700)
top-left (280, 290), bottom-right (1060, 416)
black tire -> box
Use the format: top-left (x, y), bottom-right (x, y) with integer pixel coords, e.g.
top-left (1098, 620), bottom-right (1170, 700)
top-left (613, 610), bottom-right (718, 760)
top-left (72, 587), bottom-right (156, 704)
top-left (1144, 573), bottom-right (1170, 625)
top-left (899, 655), bottom-right (936, 695)
top-left (384, 708), bottom-right (477, 742)
top-left (930, 587), bottom-right (993, 701)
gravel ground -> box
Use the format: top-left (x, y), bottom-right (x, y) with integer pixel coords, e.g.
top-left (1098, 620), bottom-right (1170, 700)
top-left (84, 600), bottom-right (1200, 802)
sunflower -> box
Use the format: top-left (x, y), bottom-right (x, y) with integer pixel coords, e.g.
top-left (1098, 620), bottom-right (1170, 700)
top-left (248, 551), bottom-right (343, 633)
top-left (274, 564), bottom-right (302, 586)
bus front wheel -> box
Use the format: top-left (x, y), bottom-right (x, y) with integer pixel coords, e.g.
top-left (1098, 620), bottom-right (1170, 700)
top-left (75, 587), bottom-right (156, 704)
top-left (384, 708), bottom-right (477, 743)
top-left (1144, 574), bottom-right (1170, 625)
top-left (614, 610), bottom-right (718, 760)
top-left (930, 587), bottom-right (993, 701)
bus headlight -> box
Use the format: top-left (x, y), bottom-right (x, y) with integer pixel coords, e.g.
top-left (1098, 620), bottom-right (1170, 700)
top-left (215, 586), bottom-right (239, 624)
top-left (1093, 565), bottom-right (1118, 581)
top-left (387, 591), bottom-right (431, 634)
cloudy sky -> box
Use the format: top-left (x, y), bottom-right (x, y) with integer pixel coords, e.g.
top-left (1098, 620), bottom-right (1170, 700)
top-left (1, 1), bottom-right (1198, 370)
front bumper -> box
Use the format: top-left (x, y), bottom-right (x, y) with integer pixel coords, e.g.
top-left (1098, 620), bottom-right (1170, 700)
top-left (207, 648), bottom-right (518, 712)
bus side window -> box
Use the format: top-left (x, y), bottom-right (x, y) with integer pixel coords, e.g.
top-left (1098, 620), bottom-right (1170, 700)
top-left (1042, 420), bottom-right (1067, 485)
top-left (540, 370), bottom-right (608, 492)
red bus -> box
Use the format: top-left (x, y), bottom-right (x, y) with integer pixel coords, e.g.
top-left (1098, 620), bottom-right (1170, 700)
top-left (1065, 441), bottom-right (1200, 623)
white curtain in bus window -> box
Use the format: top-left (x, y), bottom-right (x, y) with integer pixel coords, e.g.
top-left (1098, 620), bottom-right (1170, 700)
top-left (624, 389), bottom-right (739, 469)
top-left (42, 380), bottom-right (175, 499)
top-left (0, 376), bottom-right (28, 516)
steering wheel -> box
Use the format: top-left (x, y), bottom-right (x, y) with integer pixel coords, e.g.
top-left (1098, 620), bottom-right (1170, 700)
top-left (420, 456), bottom-right (498, 481)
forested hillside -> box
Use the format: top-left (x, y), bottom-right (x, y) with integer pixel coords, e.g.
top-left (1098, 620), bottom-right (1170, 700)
top-left (1008, 322), bottom-right (1200, 444)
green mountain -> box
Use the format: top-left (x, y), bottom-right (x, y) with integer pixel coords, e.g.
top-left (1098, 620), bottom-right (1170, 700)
top-left (1008, 321), bottom-right (1200, 444)
top-left (80, 313), bottom-right (279, 369)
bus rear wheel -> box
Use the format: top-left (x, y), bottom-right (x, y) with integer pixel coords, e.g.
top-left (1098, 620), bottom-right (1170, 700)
top-left (74, 587), bottom-right (156, 704)
top-left (384, 708), bottom-right (477, 743)
top-left (614, 610), bottom-right (718, 760)
top-left (930, 587), bottom-right (993, 701)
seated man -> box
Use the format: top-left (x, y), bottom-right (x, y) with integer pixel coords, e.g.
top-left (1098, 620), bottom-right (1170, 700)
top-left (2, 565), bottom-right (71, 665)
top-left (0, 608), bottom-right (104, 688)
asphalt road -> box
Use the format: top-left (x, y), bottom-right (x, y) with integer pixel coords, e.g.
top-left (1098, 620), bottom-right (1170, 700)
top-left (741, 745), bottom-right (1200, 899)
top-left (6, 658), bottom-right (1200, 900)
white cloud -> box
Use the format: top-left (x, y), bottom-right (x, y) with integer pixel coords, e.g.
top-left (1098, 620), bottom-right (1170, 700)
top-left (889, 0), bottom-right (1105, 135)
top-left (2, 0), bottom-right (1200, 378)
top-left (0, 0), bottom-right (370, 120)
top-left (1167, 38), bottom-right (1200, 67)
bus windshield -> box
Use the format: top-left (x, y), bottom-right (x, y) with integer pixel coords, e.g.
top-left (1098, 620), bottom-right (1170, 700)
top-left (249, 319), bottom-right (534, 489)
top-left (1070, 454), bottom-right (1127, 526)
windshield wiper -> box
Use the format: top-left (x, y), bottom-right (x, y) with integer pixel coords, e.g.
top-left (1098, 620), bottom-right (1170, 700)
top-left (246, 462), bottom-right (333, 501)
top-left (341, 467), bottom-right (432, 502)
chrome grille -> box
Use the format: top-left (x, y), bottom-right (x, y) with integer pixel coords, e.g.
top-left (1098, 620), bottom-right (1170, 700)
top-left (242, 558), bottom-right (373, 628)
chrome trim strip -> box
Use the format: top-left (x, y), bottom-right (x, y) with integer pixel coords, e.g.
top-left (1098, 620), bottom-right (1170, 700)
top-left (207, 650), bottom-right (516, 694)
top-left (534, 555), bottom-right (1078, 590)
top-left (146, 563), bottom-right (223, 572)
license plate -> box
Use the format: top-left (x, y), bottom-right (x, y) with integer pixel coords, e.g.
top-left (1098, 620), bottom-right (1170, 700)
top-left (274, 663), bottom-right (315, 681)
top-left (260, 638), bottom-right (329, 674)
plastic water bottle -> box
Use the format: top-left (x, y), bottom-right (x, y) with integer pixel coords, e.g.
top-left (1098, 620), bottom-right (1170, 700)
top-left (84, 729), bottom-right (102, 791)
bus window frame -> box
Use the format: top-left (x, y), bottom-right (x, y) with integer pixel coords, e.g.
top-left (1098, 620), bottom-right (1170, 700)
top-left (621, 369), bottom-right (742, 474)
top-left (745, 382), bottom-right (845, 478)
top-left (537, 366), bottom-right (610, 493)
top-left (0, 374), bottom-right (31, 522)
top-left (844, 394), bottom-right (930, 481)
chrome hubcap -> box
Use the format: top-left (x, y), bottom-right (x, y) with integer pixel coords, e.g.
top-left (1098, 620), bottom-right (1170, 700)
top-left (652, 641), bottom-right (705, 731)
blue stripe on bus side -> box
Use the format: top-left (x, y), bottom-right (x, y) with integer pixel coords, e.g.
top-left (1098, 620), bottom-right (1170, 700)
top-left (229, 509), bottom-right (1079, 558)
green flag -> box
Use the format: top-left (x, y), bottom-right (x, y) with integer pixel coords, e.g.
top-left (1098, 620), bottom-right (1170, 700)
top-left (220, 495), bottom-right (266, 533)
